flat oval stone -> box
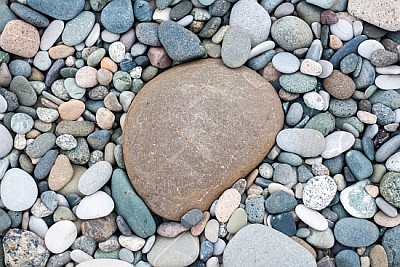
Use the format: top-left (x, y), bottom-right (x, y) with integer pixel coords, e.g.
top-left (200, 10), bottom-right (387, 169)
top-left (302, 175), bottom-right (337, 210)
top-left (375, 75), bottom-right (400, 90)
top-left (334, 217), bottom-right (379, 247)
top-left (221, 27), bottom-right (251, 68)
top-left (10, 3), bottom-right (50, 28)
top-left (295, 204), bottom-right (328, 231)
top-left (0, 168), bottom-right (38, 211)
top-left (123, 59), bottom-right (283, 221)
top-left (279, 72), bottom-right (317, 93)
top-left (345, 150), bottom-right (373, 180)
top-left (77, 259), bottom-right (134, 267)
top-left (76, 191), bottom-right (114, 220)
top-left (321, 131), bottom-right (355, 159)
top-left (276, 128), bottom-right (325, 157)
top-left (45, 220), bottom-right (77, 254)
top-left (272, 52), bottom-right (300, 74)
top-left (78, 161), bottom-right (112, 195)
top-left (27, 0), bottom-right (85, 20)
top-left (223, 224), bottom-right (317, 267)
top-left (100, 0), bottom-right (134, 34)
top-left (62, 11), bottom-right (95, 46)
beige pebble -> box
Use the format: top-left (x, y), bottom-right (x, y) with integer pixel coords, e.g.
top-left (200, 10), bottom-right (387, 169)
top-left (14, 134), bottom-right (27, 150)
top-left (370, 244), bottom-right (389, 267)
top-left (212, 25), bottom-right (230, 44)
top-left (215, 189), bottom-right (241, 223)
top-left (48, 155), bottom-right (74, 191)
top-left (97, 68), bottom-right (113, 86)
top-left (268, 182), bottom-right (294, 196)
top-left (48, 45), bottom-right (75, 59)
top-left (118, 235), bottom-right (145, 251)
top-left (104, 93), bottom-right (123, 112)
top-left (58, 99), bottom-right (85, 121)
top-left (0, 63), bottom-right (12, 87)
top-left (329, 35), bottom-right (343, 50)
top-left (58, 165), bottom-right (86, 197)
top-left (157, 222), bottom-right (188, 238)
top-left (75, 66), bottom-right (98, 88)
top-left (204, 219), bottom-right (219, 243)
top-left (279, 89), bottom-right (300, 101)
top-left (247, 184), bottom-right (263, 196)
top-left (300, 59), bottom-right (322, 76)
top-left (0, 20), bottom-right (40, 58)
top-left (365, 184), bottom-right (379, 198)
top-left (96, 107), bottom-right (115, 130)
top-left (374, 211), bottom-right (400, 227)
top-left (357, 110), bottom-right (377, 124)
top-left (245, 169), bottom-right (258, 189)
top-left (104, 143), bottom-right (116, 166)
top-left (191, 211), bottom-right (210, 236)
top-left (360, 256), bottom-right (370, 267)
top-left (100, 57), bottom-right (118, 73)
top-left (333, 174), bottom-right (346, 191)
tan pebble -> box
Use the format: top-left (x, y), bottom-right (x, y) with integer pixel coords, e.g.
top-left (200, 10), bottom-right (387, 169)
top-left (48, 45), bottom-right (75, 59)
top-left (212, 25), bottom-right (230, 44)
top-left (97, 68), bottom-right (113, 86)
top-left (204, 219), bottom-right (219, 243)
top-left (267, 145), bottom-right (281, 160)
top-left (104, 93), bottom-right (123, 112)
top-left (58, 99), bottom-right (85, 121)
top-left (215, 189), bottom-right (241, 223)
top-left (300, 59), bottom-right (322, 76)
top-left (279, 88), bottom-right (300, 101)
top-left (119, 235), bottom-right (145, 251)
top-left (357, 110), bottom-right (377, 124)
top-left (0, 20), bottom-right (40, 58)
top-left (104, 143), bottom-right (116, 166)
top-left (28, 67), bottom-right (45, 82)
top-left (189, 20), bottom-right (204, 33)
top-left (360, 256), bottom-right (370, 267)
top-left (291, 236), bottom-right (317, 259)
top-left (245, 169), bottom-right (258, 189)
top-left (14, 134), bottom-right (27, 150)
top-left (329, 35), bottom-right (343, 50)
top-left (75, 66), bottom-right (98, 88)
top-left (58, 165), bottom-right (86, 197)
top-left (96, 107), bottom-right (115, 130)
top-left (365, 184), bottom-right (379, 198)
top-left (374, 211), bottom-right (400, 227)
top-left (268, 182), bottom-right (294, 196)
top-left (191, 211), bottom-right (210, 236)
top-left (26, 129), bottom-right (41, 139)
top-left (48, 155), bottom-right (74, 191)
top-left (100, 57), bottom-right (118, 73)
top-left (247, 184), bottom-right (263, 196)
top-left (295, 183), bottom-right (303, 199)
top-left (370, 244), bottom-right (389, 267)
top-left (157, 222), bottom-right (188, 238)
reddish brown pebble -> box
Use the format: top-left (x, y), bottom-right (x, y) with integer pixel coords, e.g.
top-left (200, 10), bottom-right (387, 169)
top-left (147, 47), bottom-right (173, 69)
top-left (123, 59), bottom-right (283, 221)
top-left (191, 211), bottom-right (210, 236)
top-left (48, 155), bottom-right (74, 191)
top-left (322, 70), bottom-right (356, 100)
top-left (321, 10), bottom-right (339, 25)
top-left (157, 222), bottom-right (189, 238)
top-left (0, 20), bottom-right (40, 58)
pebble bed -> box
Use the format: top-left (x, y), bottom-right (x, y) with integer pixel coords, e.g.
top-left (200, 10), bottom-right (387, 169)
top-left (0, 0), bottom-right (400, 266)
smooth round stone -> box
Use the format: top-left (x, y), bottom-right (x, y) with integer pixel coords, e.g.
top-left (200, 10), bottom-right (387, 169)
top-left (77, 259), bottom-right (134, 267)
top-left (303, 175), bottom-right (337, 210)
top-left (26, 133), bottom-right (56, 158)
top-left (76, 191), bottom-right (114, 220)
top-left (10, 76), bottom-right (37, 107)
top-left (148, 232), bottom-right (199, 266)
top-left (371, 49), bottom-right (398, 67)
top-left (123, 59), bottom-right (283, 221)
top-left (40, 20), bottom-right (64, 51)
top-left (9, 59), bottom-right (32, 77)
top-left (335, 250), bottom-right (360, 267)
top-left (323, 70), bottom-right (355, 99)
top-left (0, 20), bottom-right (40, 58)
top-left (101, 0), bottom-right (134, 34)
top-left (345, 150), bottom-right (373, 180)
top-left (340, 180), bottom-right (377, 218)
top-left (375, 75), bottom-right (400, 90)
top-left (271, 16), bottom-right (313, 52)
top-left (62, 11), bottom-right (95, 46)
top-left (223, 224), bottom-right (317, 267)
top-left (37, 107), bottom-right (59, 123)
top-left (279, 72), bottom-right (317, 93)
top-left (340, 53), bottom-right (358, 74)
top-left (45, 220), bottom-right (77, 254)
top-left (295, 204), bottom-right (328, 231)
top-left (370, 245), bottom-right (389, 267)
top-left (272, 52), bottom-right (300, 74)
top-left (1, 168), bottom-right (38, 211)
top-left (221, 27), bottom-right (251, 68)
top-left (78, 161), bottom-right (112, 195)
top-left (265, 191), bottom-right (297, 214)
top-left (329, 98), bottom-right (358, 118)
top-left (330, 19), bottom-right (354, 41)
top-left (227, 208), bottom-right (247, 234)
top-left (374, 211), bottom-right (400, 227)
top-left (286, 102), bottom-right (303, 126)
top-left (334, 217), bottom-right (379, 247)
top-left (181, 209), bottom-right (203, 228)
top-left (276, 128), bottom-right (325, 157)
top-left (229, 0), bottom-right (271, 47)
top-left (380, 172), bottom-right (400, 208)
top-left (136, 22), bottom-right (161, 46)
top-left (134, 0), bottom-right (153, 22)
top-left (300, 59), bottom-right (322, 76)
top-left (64, 78), bottom-right (86, 99)
top-left (375, 133), bottom-right (400, 162)
top-left (33, 51), bottom-right (51, 71)
top-left (321, 131), bottom-right (355, 159)
top-left (158, 21), bottom-right (206, 62)
top-left (0, 124), bottom-right (13, 158)
top-left (112, 71), bottom-right (132, 91)
top-left (358, 40), bottom-right (385, 60)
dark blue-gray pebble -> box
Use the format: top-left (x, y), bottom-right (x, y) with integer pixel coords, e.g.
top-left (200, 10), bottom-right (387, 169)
top-left (329, 35), bottom-right (368, 68)
top-left (0, 88), bottom-right (19, 112)
top-left (323, 154), bottom-right (345, 176)
top-left (134, 0), bottom-right (153, 22)
top-left (101, 0), bottom-right (134, 34)
top-left (34, 149), bottom-right (59, 180)
top-left (199, 17), bottom-right (222, 39)
top-left (45, 59), bottom-right (65, 87)
top-left (117, 215), bottom-right (133, 236)
top-left (66, 193), bottom-right (81, 207)
top-left (156, 0), bottom-right (173, 9)
top-left (271, 212), bottom-right (296, 236)
top-left (335, 250), bottom-right (360, 267)
top-left (340, 53), bottom-right (359, 74)
top-left (10, 3), bottom-right (49, 28)
top-left (41, 191), bottom-right (58, 211)
top-left (329, 98), bottom-right (358, 118)
top-left (27, 0), bottom-right (85, 20)
top-left (382, 225), bottom-right (400, 266)
top-left (119, 59), bottom-right (136, 72)
top-left (189, 260), bottom-right (206, 267)
top-left (199, 240), bottom-right (213, 261)
top-left (8, 60), bottom-right (32, 78)
top-left (72, 235), bottom-right (97, 256)
top-left (87, 130), bottom-right (111, 150)
top-left (297, 164), bottom-right (313, 183)
top-left (136, 22), bottom-right (161, 46)
top-left (181, 209), bottom-right (203, 228)
top-left (255, 177), bottom-right (272, 188)
top-left (361, 136), bottom-right (375, 161)
top-left (247, 50), bottom-right (275, 71)
top-left (46, 251), bottom-right (72, 267)
top-left (245, 195), bottom-right (265, 223)
top-left (170, 1), bottom-right (193, 21)
top-left (277, 152), bottom-right (303, 166)
top-left (334, 217), bottom-right (379, 247)
top-left (0, 208), bottom-right (11, 233)
top-left (353, 59), bottom-right (375, 89)
top-left (372, 103), bottom-right (396, 125)
top-left (134, 56), bottom-right (150, 67)
top-left (265, 191), bottom-right (297, 214)
top-left (85, 100), bottom-right (105, 113)
top-left (158, 20), bottom-right (206, 62)
top-left (209, 0), bottom-right (231, 16)
top-left (0, 1), bottom-right (16, 32)
top-left (345, 150), bottom-right (373, 181)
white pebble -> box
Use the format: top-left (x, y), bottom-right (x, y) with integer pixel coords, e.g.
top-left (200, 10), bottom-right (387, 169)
top-left (45, 220), bottom-right (77, 254)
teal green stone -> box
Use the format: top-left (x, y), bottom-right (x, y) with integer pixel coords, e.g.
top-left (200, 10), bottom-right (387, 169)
top-left (279, 72), bottom-right (317, 93)
top-left (345, 150), bottom-right (373, 180)
top-left (369, 89), bottom-right (400, 109)
top-left (304, 112), bottom-right (335, 136)
top-left (335, 117), bottom-right (364, 133)
top-left (113, 71), bottom-right (132, 92)
top-left (87, 48), bottom-right (106, 67)
top-left (380, 172), bottom-right (400, 208)
top-left (94, 248), bottom-right (120, 259)
top-left (60, 67), bottom-right (78, 78)
top-left (64, 78), bottom-right (86, 99)
top-left (111, 169), bottom-right (156, 238)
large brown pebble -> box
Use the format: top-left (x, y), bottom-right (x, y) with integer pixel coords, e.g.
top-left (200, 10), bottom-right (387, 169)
top-left (81, 213), bottom-right (117, 242)
top-left (322, 70), bottom-right (355, 99)
top-left (0, 20), bottom-right (40, 58)
top-left (48, 155), bottom-right (74, 191)
top-left (123, 59), bottom-right (283, 220)
top-left (58, 99), bottom-right (85, 121)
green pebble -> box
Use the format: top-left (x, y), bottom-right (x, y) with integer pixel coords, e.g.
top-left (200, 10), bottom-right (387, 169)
top-left (113, 71), bottom-right (132, 92)
top-left (304, 112), bottom-right (335, 136)
top-left (279, 72), bottom-right (317, 93)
